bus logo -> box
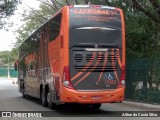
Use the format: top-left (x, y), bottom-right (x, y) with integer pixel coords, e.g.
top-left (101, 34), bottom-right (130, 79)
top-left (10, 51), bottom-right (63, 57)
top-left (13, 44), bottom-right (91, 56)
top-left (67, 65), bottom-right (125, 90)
top-left (108, 73), bottom-right (113, 80)
top-left (105, 73), bottom-right (116, 85)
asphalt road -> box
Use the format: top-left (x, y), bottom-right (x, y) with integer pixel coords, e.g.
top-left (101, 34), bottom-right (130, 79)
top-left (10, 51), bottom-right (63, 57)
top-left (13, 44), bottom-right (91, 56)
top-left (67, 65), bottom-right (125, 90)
top-left (0, 78), bottom-right (159, 120)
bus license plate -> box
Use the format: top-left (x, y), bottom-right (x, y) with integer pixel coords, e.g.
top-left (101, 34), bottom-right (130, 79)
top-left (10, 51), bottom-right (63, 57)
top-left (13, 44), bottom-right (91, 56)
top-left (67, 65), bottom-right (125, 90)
top-left (91, 96), bottom-right (102, 100)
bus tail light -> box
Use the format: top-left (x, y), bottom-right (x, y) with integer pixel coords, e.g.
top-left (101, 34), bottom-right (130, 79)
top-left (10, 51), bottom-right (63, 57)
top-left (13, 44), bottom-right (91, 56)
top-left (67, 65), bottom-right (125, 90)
top-left (117, 66), bottom-right (125, 88)
top-left (63, 66), bottom-right (74, 89)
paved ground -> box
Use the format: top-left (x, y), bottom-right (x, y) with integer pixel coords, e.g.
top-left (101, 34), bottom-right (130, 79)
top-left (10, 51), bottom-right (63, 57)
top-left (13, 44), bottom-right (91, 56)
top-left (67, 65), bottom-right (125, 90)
top-left (0, 78), bottom-right (159, 120)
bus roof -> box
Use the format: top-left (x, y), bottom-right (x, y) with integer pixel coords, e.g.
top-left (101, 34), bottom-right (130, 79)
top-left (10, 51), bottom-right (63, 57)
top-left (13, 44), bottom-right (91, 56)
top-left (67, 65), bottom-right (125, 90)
top-left (19, 7), bottom-right (64, 48)
top-left (73, 5), bottom-right (115, 9)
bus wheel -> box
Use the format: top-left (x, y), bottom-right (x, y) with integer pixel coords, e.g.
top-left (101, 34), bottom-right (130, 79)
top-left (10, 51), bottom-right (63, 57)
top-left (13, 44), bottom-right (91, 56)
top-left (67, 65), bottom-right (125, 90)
top-left (47, 91), bottom-right (59, 110)
top-left (41, 90), bottom-right (47, 107)
top-left (91, 104), bottom-right (101, 110)
top-left (47, 91), bottom-right (53, 109)
top-left (87, 104), bottom-right (101, 110)
top-left (22, 85), bottom-right (26, 98)
top-left (22, 90), bottom-right (26, 98)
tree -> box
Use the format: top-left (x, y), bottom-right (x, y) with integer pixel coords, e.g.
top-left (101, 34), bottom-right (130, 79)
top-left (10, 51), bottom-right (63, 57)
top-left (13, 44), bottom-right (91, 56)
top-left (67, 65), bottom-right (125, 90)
top-left (131, 0), bottom-right (160, 25)
top-left (15, 3), bottom-right (54, 47)
top-left (15, 0), bottom-right (160, 55)
top-left (0, 0), bottom-right (21, 29)
top-left (0, 49), bottom-right (18, 65)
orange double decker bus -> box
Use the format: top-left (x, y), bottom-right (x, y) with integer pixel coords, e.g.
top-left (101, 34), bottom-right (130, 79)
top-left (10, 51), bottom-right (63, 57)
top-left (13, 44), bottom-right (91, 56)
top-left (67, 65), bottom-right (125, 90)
top-left (15, 5), bottom-right (125, 110)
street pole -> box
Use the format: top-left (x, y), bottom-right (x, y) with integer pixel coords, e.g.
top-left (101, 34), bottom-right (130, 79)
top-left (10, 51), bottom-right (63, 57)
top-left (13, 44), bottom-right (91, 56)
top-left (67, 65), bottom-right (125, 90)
top-left (8, 52), bottom-right (10, 78)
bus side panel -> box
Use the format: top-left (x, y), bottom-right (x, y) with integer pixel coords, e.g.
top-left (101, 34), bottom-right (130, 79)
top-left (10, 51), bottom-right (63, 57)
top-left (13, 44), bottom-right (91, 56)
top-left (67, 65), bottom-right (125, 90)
top-left (48, 7), bottom-right (69, 102)
top-left (48, 36), bottom-right (61, 94)
top-left (117, 8), bottom-right (126, 66)
top-left (59, 7), bottom-right (70, 102)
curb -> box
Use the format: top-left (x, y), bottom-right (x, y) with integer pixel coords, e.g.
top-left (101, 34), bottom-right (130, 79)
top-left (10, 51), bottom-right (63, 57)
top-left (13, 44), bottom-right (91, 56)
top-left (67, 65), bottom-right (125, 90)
top-left (122, 101), bottom-right (160, 110)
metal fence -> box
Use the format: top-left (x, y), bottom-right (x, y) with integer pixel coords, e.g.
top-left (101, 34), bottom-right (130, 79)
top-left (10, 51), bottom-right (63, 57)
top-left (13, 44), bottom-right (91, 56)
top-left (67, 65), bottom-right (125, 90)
top-left (125, 58), bottom-right (160, 104)
top-left (0, 66), bottom-right (18, 78)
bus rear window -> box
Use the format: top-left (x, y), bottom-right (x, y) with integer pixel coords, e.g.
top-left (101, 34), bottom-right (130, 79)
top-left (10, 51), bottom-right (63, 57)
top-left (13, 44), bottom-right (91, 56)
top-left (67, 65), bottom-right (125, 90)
top-left (69, 7), bottom-right (122, 48)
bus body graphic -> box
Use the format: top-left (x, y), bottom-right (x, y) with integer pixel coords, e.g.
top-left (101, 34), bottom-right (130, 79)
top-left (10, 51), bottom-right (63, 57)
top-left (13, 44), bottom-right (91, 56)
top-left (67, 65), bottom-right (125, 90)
top-left (15, 5), bottom-right (125, 109)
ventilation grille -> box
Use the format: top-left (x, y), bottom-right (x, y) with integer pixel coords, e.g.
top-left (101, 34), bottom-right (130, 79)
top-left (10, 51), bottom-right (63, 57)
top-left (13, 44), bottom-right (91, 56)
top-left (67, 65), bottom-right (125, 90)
top-left (74, 66), bottom-right (117, 72)
top-left (74, 54), bottom-right (83, 63)
top-left (74, 53), bottom-right (117, 72)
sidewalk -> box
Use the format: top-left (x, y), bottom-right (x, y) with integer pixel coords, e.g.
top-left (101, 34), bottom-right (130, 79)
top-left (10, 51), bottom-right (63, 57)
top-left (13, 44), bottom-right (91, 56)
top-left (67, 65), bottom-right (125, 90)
top-left (122, 100), bottom-right (160, 110)
top-left (0, 77), bottom-right (18, 84)
top-left (0, 77), bottom-right (17, 80)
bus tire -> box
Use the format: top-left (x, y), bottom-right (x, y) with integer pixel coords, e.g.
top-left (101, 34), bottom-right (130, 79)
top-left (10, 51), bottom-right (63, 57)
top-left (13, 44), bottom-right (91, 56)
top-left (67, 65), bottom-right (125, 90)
top-left (86, 103), bottom-right (101, 110)
top-left (22, 90), bottom-right (26, 98)
top-left (22, 84), bottom-right (26, 98)
top-left (91, 104), bottom-right (101, 110)
top-left (47, 91), bottom-right (59, 109)
top-left (41, 90), bottom-right (48, 107)
top-left (22, 90), bottom-right (30, 99)
top-left (47, 91), bottom-right (53, 109)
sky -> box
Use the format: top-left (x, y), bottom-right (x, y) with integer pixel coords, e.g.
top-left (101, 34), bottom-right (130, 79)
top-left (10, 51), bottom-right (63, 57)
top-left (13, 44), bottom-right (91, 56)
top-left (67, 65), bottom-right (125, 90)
top-left (0, 0), bottom-right (40, 51)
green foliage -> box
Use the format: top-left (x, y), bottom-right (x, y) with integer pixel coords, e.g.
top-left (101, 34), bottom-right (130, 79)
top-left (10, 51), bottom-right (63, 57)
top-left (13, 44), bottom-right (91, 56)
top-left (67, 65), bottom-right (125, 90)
top-left (14, 0), bottom-right (160, 57)
top-left (86, 0), bottom-right (106, 4)
top-left (147, 89), bottom-right (160, 103)
top-left (126, 58), bottom-right (160, 103)
top-left (0, 48), bottom-right (18, 65)
top-left (15, 0), bottom-right (160, 56)
top-left (15, 0), bottom-right (105, 47)
top-left (126, 12), bottom-right (160, 58)
top-left (111, 0), bottom-right (160, 58)
top-left (0, 0), bottom-right (21, 29)
top-left (127, 88), bottom-right (160, 104)
top-left (15, 3), bottom-right (55, 47)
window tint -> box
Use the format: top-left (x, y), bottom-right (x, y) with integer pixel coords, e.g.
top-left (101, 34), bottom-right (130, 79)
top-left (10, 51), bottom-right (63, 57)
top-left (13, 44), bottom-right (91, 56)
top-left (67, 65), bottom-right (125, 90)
top-left (19, 35), bottom-right (39, 58)
top-left (49, 13), bottom-right (62, 42)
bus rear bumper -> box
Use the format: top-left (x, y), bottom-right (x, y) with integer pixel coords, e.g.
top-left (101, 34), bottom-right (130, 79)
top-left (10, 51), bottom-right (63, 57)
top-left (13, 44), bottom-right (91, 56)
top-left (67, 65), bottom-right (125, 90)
top-left (60, 87), bottom-right (125, 104)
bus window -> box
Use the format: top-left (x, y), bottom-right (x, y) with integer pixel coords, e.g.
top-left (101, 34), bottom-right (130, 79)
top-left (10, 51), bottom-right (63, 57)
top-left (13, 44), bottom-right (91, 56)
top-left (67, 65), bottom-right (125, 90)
top-left (49, 13), bottom-right (62, 42)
